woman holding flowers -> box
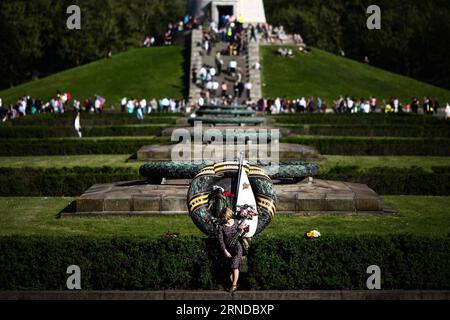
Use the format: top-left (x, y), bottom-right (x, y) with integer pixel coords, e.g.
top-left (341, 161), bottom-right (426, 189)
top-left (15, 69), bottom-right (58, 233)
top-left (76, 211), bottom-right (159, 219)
top-left (217, 207), bottom-right (247, 294)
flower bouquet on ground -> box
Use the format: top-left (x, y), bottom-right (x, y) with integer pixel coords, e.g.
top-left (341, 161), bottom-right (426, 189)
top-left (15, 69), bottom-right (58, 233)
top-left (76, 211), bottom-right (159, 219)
top-left (304, 230), bottom-right (321, 239)
top-left (236, 204), bottom-right (258, 220)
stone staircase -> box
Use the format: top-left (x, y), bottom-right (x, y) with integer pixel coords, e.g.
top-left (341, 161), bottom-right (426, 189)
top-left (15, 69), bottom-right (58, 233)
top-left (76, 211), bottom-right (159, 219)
top-left (188, 28), bottom-right (263, 106)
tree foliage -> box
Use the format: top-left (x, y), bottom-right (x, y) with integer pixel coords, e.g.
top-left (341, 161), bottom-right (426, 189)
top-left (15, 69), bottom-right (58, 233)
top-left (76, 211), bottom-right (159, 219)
top-left (265, 0), bottom-right (450, 89)
top-left (0, 0), bottom-right (186, 89)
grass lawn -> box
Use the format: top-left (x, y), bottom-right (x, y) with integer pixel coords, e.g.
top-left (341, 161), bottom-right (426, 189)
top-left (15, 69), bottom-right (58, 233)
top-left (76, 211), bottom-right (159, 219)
top-left (0, 46), bottom-right (186, 106)
top-left (261, 46), bottom-right (450, 103)
top-left (0, 196), bottom-right (449, 237)
top-left (0, 155), bottom-right (448, 173)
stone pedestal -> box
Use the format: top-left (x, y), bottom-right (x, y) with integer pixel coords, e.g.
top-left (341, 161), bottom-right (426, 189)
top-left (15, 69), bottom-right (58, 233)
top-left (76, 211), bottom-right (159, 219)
top-left (136, 143), bottom-right (322, 161)
top-left (68, 179), bottom-right (395, 217)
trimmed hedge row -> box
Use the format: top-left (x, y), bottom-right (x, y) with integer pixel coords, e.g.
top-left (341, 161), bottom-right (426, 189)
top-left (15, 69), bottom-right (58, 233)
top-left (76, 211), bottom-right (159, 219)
top-left (1, 137), bottom-right (448, 156)
top-left (0, 167), bottom-right (140, 197)
top-left (0, 138), bottom-right (172, 156)
top-left (286, 124), bottom-right (450, 138)
top-left (247, 235), bottom-right (450, 290)
top-left (319, 166), bottom-right (450, 195)
top-left (1, 166), bottom-right (449, 196)
top-left (5, 112), bottom-right (180, 127)
top-left (0, 235), bottom-right (448, 290)
top-left (282, 136), bottom-right (450, 156)
top-left (273, 113), bottom-right (448, 125)
top-left (0, 125), bottom-right (167, 138)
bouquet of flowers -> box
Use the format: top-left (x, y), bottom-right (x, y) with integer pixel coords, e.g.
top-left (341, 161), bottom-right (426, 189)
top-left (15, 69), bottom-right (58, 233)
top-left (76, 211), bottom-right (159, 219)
top-left (304, 230), bottom-right (321, 239)
top-left (236, 204), bottom-right (258, 220)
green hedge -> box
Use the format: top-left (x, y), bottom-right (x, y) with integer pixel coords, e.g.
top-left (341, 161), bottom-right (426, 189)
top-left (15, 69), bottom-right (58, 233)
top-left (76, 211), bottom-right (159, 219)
top-left (0, 138), bottom-right (172, 156)
top-left (1, 137), bottom-right (447, 156)
top-left (319, 166), bottom-right (450, 195)
top-left (247, 235), bottom-right (450, 290)
top-left (0, 167), bottom-right (140, 196)
top-left (0, 125), bottom-right (167, 138)
top-left (0, 236), bottom-right (448, 290)
top-left (4, 112), bottom-right (180, 127)
top-left (273, 114), bottom-right (448, 125)
top-left (1, 166), bottom-right (449, 196)
top-left (282, 136), bottom-right (450, 156)
top-left (286, 124), bottom-right (450, 138)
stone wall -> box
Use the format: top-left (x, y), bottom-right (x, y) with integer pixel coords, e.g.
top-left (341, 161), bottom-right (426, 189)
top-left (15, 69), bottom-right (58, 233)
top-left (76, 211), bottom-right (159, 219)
top-left (188, 26), bottom-right (204, 107)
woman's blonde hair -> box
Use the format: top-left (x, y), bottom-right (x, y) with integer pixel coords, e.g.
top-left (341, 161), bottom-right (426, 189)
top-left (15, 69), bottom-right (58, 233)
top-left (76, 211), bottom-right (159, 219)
top-left (219, 207), bottom-right (234, 225)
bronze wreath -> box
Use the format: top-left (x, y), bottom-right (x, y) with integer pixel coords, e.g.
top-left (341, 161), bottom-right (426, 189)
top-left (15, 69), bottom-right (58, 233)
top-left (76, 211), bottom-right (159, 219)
top-left (187, 161), bottom-right (277, 237)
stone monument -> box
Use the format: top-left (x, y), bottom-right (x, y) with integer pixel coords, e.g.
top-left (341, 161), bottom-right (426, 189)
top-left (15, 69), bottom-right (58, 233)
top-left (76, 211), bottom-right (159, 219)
top-left (188, 0), bottom-right (267, 23)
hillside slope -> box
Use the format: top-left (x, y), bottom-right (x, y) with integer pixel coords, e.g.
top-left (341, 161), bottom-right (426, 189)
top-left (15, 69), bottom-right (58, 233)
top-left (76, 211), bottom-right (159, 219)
top-left (261, 46), bottom-right (450, 104)
top-left (0, 46), bottom-right (186, 106)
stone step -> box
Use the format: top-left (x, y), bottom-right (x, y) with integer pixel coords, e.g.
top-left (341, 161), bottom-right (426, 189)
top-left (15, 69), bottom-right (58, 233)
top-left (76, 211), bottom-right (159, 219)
top-left (136, 143), bottom-right (321, 162)
top-left (71, 179), bottom-right (394, 216)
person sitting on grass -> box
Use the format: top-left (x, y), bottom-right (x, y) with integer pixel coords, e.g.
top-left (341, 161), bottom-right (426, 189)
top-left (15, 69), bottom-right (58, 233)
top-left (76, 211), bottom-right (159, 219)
top-left (218, 207), bottom-right (248, 294)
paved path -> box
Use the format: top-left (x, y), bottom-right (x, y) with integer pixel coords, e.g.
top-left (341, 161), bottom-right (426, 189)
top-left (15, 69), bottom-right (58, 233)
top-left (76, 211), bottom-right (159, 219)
top-left (1, 290), bottom-right (449, 300)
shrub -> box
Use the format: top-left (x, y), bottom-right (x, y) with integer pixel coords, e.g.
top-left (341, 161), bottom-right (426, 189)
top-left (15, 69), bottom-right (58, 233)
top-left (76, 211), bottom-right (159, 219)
top-left (273, 114), bottom-right (448, 125)
top-left (0, 165), bottom-right (449, 196)
top-left (0, 167), bottom-right (140, 196)
top-left (0, 138), bottom-right (172, 156)
top-left (319, 166), bottom-right (450, 195)
top-left (4, 112), bottom-right (180, 127)
top-left (0, 235), bottom-right (448, 290)
top-left (247, 235), bottom-right (450, 290)
top-left (286, 125), bottom-right (450, 138)
top-left (0, 125), bottom-right (166, 138)
top-left (282, 136), bottom-right (450, 156)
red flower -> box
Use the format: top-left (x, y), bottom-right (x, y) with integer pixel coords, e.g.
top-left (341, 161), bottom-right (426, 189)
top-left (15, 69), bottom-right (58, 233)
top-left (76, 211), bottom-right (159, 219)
top-left (223, 191), bottom-right (235, 198)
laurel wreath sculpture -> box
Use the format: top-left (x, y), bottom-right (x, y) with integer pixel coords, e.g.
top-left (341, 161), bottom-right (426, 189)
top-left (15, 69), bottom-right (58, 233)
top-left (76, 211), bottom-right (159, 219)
top-left (186, 161), bottom-right (277, 237)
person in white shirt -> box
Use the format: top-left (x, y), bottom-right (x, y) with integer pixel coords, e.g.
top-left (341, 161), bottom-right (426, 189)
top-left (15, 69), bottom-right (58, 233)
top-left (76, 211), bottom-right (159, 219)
top-left (149, 99), bottom-right (157, 113)
top-left (347, 97), bottom-right (355, 113)
top-left (121, 97), bottom-right (127, 112)
top-left (95, 98), bottom-right (101, 111)
top-left (229, 60), bottom-right (237, 74)
top-left (362, 101), bottom-right (371, 113)
top-left (198, 96), bottom-right (204, 107)
top-left (127, 99), bottom-right (135, 114)
top-left (170, 99), bottom-right (177, 113)
top-left (140, 99), bottom-right (147, 110)
top-left (445, 103), bottom-right (450, 120)
top-left (393, 98), bottom-right (399, 113)
top-left (0, 98), bottom-right (2, 108)
top-left (199, 67), bottom-right (207, 81)
top-left (74, 112), bottom-right (82, 138)
top-left (209, 67), bottom-right (216, 78)
top-left (244, 81), bottom-right (252, 99)
top-left (299, 97), bottom-right (306, 112)
top-left (274, 98), bottom-right (281, 114)
top-left (212, 81), bottom-right (220, 95)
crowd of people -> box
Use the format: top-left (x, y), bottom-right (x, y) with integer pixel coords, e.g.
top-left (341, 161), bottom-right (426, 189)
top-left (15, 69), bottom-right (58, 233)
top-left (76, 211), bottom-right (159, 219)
top-left (143, 15), bottom-right (200, 47)
top-left (0, 92), bottom-right (107, 122)
top-left (252, 96), bottom-right (450, 116)
top-left (0, 91), bottom-right (185, 124)
top-left (120, 97), bottom-right (186, 119)
top-left (191, 15), bottom-right (254, 106)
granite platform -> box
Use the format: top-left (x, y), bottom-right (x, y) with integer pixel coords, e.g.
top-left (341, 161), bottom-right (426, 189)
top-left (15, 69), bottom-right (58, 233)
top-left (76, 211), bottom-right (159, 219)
top-left (136, 143), bottom-right (323, 161)
top-left (67, 179), bottom-right (395, 217)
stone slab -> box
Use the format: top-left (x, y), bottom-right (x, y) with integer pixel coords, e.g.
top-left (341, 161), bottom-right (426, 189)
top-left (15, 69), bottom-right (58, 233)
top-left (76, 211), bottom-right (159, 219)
top-left (161, 125), bottom-right (292, 138)
top-left (69, 180), bottom-right (394, 217)
top-left (137, 143), bottom-right (322, 161)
